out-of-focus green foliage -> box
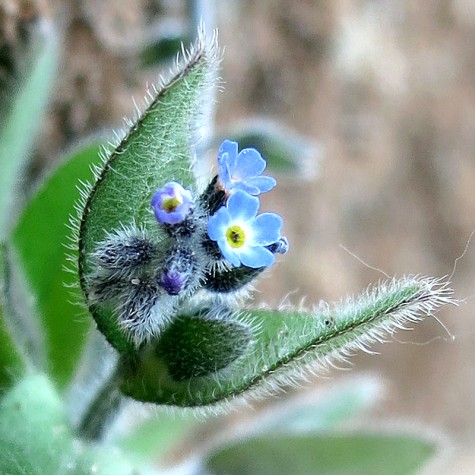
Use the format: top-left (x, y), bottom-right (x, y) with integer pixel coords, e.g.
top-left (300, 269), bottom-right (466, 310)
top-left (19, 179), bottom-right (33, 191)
top-left (117, 411), bottom-right (199, 462)
top-left (0, 373), bottom-right (150, 475)
top-left (141, 35), bottom-right (185, 68)
top-left (203, 432), bottom-right (436, 475)
top-left (0, 245), bottom-right (26, 391)
top-left (217, 118), bottom-right (320, 180)
top-left (0, 22), bottom-right (59, 238)
top-left (12, 142), bottom-right (102, 388)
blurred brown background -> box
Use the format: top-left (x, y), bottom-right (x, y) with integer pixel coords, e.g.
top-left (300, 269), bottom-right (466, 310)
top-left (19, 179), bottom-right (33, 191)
top-left (3, 0), bottom-right (475, 470)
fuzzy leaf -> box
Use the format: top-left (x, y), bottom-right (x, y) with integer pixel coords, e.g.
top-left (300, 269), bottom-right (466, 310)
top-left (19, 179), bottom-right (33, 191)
top-left (12, 142), bottom-right (103, 388)
top-left (0, 245), bottom-right (26, 392)
top-left (0, 22), bottom-right (59, 238)
top-left (0, 374), bottom-right (151, 475)
top-left (77, 34), bottom-right (218, 352)
top-left (156, 313), bottom-right (252, 381)
top-left (120, 276), bottom-right (453, 408)
top-left (203, 432), bottom-right (437, 475)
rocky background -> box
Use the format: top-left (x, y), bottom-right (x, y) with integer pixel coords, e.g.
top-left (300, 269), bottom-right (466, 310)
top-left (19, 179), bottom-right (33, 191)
top-left (2, 0), bottom-right (475, 471)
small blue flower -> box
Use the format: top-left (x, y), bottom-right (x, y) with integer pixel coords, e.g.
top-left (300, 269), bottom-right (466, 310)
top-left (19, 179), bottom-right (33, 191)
top-left (218, 140), bottom-right (276, 195)
top-left (151, 182), bottom-right (192, 225)
top-left (207, 190), bottom-right (283, 268)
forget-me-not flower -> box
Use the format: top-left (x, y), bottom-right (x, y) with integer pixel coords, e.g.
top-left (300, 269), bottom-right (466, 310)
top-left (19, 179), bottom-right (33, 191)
top-left (207, 190), bottom-right (282, 268)
top-left (217, 140), bottom-right (276, 195)
top-left (151, 182), bottom-right (192, 225)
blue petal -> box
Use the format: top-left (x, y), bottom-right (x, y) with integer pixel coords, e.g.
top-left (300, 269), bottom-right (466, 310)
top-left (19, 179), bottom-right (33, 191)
top-left (227, 190), bottom-right (259, 221)
top-left (155, 209), bottom-right (184, 224)
top-left (218, 140), bottom-right (238, 172)
top-left (218, 237), bottom-right (241, 267)
top-left (218, 161), bottom-right (232, 187)
top-left (230, 181), bottom-right (261, 196)
top-left (233, 148), bottom-right (266, 180)
top-left (252, 213), bottom-right (282, 246)
top-left (208, 207), bottom-right (231, 241)
top-left (244, 175), bottom-right (276, 193)
top-left (239, 246), bottom-right (275, 268)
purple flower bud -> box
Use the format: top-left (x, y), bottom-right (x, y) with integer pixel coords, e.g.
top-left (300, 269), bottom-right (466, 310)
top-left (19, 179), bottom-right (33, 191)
top-left (267, 237), bottom-right (289, 255)
top-left (151, 182), bottom-right (193, 225)
top-left (158, 246), bottom-right (198, 296)
top-left (160, 269), bottom-right (187, 295)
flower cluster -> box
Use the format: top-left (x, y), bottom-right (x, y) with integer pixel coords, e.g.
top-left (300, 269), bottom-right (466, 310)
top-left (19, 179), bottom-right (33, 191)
top-left (151, 139), bottom-right (287, 270)
top-left (89, 140), bottom-right (287, 345)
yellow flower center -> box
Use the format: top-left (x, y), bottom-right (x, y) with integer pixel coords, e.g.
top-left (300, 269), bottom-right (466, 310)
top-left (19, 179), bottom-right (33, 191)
top-left (162, 196), bottom-right (182, 212)
top-left (226, 225), bottom-right (246, 248)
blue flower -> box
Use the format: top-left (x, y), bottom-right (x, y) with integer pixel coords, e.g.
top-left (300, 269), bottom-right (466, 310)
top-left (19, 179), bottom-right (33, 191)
top-left (151, 182), bottom-right (192, 225)
top-left (207, 190), bottom-right (283, 268)
top-left (218, 140), bottom-right (276, 195)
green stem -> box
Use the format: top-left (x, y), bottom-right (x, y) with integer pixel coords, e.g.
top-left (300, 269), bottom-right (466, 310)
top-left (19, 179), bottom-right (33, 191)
top-left (77, 362), bottom-right (124, 441)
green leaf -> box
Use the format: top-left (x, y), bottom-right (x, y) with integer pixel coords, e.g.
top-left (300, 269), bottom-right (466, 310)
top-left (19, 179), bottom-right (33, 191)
top-left (120, 276), bottom-right (453, 408)
top-left (77, 34), bottom-right (219, 352)
top-left (216, 118), bottom-right (320, 180)
top-left (0, 373), bottom-right (151, 475)
top-left (0, 22), bottom-right (59, 239)
top-left (203, 432), bottom-right (437, 475)
top-left (12, 142), bottom-right (103, 388)
top-left (0, 245), bottom-right (26, 392)
top-left (156, 312), bottom-right (252, 381)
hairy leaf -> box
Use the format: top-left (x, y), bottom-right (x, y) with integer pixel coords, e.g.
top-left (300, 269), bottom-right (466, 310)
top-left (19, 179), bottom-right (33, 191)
top-left (157, 313), bottom-right (252, 381)
top-left (12, 142), bottom-right (102, 388)
top-left (77, 33), bottom-right (219, 352)
top-left (120, 276), bottom-right (453, 408)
